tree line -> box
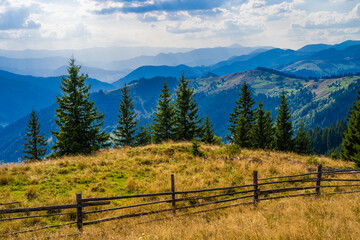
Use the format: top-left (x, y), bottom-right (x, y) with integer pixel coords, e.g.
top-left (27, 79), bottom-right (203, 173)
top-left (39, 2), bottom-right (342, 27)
top-left (22, 58), bottom-right (360, 167)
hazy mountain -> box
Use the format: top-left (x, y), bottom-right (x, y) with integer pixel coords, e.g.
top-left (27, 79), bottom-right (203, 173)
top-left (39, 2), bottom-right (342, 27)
top-left (0, 56), bottom-right (68, 76)
top-left (113, 41), bottom-right (360, 82)
top-left (113, 65), bottom-right (209, 87)
top-left (51, 65), bottom-right (130, 83)
top-left (109, 46), bottom-right (271, 70)
top-left (0, 46), bottom-right (193, 64)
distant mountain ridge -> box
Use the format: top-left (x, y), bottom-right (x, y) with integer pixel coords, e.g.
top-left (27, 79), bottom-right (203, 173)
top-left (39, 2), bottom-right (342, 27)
top-left (114, 40), bottom-right (360, 84)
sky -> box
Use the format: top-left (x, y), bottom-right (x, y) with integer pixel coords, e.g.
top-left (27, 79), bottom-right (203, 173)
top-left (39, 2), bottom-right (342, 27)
top-left (0, 0), bottom-right (359, 50)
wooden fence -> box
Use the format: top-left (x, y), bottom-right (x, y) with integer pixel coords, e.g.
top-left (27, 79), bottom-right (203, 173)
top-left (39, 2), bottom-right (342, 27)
top-left (1, 164), bottom-right (360, 237)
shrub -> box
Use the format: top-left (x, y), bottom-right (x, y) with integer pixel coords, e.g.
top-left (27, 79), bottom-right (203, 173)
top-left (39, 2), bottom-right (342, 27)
top-left (191, 140), bottom-right (204, 157)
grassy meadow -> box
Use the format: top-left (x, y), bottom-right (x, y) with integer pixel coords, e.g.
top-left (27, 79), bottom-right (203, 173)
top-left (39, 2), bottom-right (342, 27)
top-left (0, 142), bottom-right (359, 239)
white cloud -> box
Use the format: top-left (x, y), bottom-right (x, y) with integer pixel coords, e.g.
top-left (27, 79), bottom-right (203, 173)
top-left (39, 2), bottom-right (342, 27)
top-left (0, 0), bottom-right (359, 50)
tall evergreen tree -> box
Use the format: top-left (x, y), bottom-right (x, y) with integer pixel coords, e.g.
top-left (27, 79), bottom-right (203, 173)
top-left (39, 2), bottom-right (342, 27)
top-left (151, 81), bottom-right (175, 143)
top-left (295, 120), bottom-right (311, 154)
top-left (51, 58), bottom-right (109, 157)
top-left (113, 84), bottom-right (138, 146)
top-left (341, 89), bottom-right (360, 166)
top-left (23, 110), bottom-right (47, 161)
top-left (228, 82), bottom-right (255, 147)
top-left (275, 91), bottom-right (294, 151)
top-left (201, 115), bottom-right (216, 144)
top-left (251, 102), bottom-right (274, 149)
top-left (173, 73), bottom-right (202, 141)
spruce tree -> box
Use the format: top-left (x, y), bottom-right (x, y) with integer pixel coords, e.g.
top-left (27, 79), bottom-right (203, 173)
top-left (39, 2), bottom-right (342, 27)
top-left (228, 82), bottom-right (255, 147)
top-left (341, 88), bottom-right (360, 166)
top-left (275, 91), bottom-right (294, 151)
top-left (51, 58), bottom-right (109, 157)
top-left (151, 81), bottom-right (175, 143)
top-left (136, 125), bottom-right (152, 146)
top-left (23, 110), bottom-right (47, 161)
top-left (113, 84), bottom-right (138, 146)
top-left (295, 120), bottom-right (311, 154)
top-left (201, 115), bottom-right (216, 144)
top-left (174, 73), bottom-right (202, 141)
top-left (251, 102), bottom-right (274, 149)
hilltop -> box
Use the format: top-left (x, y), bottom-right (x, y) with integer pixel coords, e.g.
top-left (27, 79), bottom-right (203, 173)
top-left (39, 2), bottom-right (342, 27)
top-left (0, 142), bottom-right (359, 239)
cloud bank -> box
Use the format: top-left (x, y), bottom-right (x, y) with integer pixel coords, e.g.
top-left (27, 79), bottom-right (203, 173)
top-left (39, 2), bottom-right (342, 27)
top-left (0, 0), bottom-right (358, 50)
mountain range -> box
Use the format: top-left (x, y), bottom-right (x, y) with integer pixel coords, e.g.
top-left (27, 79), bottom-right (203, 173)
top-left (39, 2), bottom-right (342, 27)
top-left (0, 45), bottom-right (268, 83)
top-left (1, 68), bottom-right (359, 163)
top-left (113, 40), bottom-right (360, 85)
top-left (1, 40), bottom-right (360, 163)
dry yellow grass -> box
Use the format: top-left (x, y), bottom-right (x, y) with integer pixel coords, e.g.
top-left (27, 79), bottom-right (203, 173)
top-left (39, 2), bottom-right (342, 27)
top-left (0, 142), bottom-right (359, 239)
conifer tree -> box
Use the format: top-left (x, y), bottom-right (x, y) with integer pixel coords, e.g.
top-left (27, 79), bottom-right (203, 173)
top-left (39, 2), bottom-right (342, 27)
top-left (51, 58), bottom-right (109, 157)
top-left (251, 102), bottom-right (274, 149)
top-left (341, 89), bottom-right (360, 166)
top-left (113, 84), bottom-right (138, 146)
top-left (295, 120), bottom-right (311, 154)
top-left (136, 125), bottom-right (152, 146)
top-left (151, 81), bottom-right (175, 143)
top-left (174, 73), bottom-right (202, 141)
top-left (23, 110), bottom-right (47, 161)
top-left (228, 82), bottom-right (255, 147)
top-left (201, 115), bottom-right (216, 144)
top-left (275, 91), bottom-right (294, 151)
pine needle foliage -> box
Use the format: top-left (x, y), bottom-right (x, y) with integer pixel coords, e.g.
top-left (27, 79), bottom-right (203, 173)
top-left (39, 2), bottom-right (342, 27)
top-left (275, 91), bottom-right (294, 151)
top-left (201, 115), bottom-right (216, 144)
top-left (151, 81), bottom-right (175, 143)
top-left (136, 125), bottom-right (152, 146)
top-left (251, 102), bottom-right (274, 149)
top-left (228, 82), bottom-right (255, 147)
top-left (295, 120), bottom-right (311, 154)
top-left (113, 84), bottom-right (138, 147)
top-left (51, 58), bottom-right (109, 157)
top-left (23, 110), bottom-right (47, 161)
top-left (174, 74), bottom-right (202, 141)
top-left (341, 88), bottom-right (360, 166)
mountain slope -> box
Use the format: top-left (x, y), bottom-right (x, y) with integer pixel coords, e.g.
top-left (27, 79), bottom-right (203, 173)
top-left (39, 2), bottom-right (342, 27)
top-left (0, 70), bottom-right (115, 125)
top-left (113, 65), bottom-right (209, 87)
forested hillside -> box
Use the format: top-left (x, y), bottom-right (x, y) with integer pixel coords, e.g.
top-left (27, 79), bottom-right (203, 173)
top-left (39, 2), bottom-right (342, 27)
top-left (1, 68), bottom-right (359, 163)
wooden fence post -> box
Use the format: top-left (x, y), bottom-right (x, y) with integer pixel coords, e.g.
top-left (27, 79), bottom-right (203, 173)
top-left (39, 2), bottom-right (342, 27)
top-left (171, 174), bottom-right (176, 215)
top-left (253, 170), bottom-right (259, 206)
top-left (316, 164), bottom-right (323, 196)
top-left (76, 193), bottom-right (83, 232)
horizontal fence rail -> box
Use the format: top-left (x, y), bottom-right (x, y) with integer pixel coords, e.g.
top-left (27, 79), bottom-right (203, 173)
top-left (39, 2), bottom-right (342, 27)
top-left (1, 164), bottom-right (360, 237)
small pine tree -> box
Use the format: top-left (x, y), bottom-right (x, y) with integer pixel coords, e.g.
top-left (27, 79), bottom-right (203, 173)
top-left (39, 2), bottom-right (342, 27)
top-left (341, 88), bottom-right (360, 166)
top-left (233, 114), bottom-right (251, 147)
top-left (228, 82), bottom-right (255, 147)
top-left (151, 81), bottom-right (175, 143)
top-left (201, 115), bottom-right (216, 144)
top-left (251, 102), bottom-right (274, 149)
top-left (136, 125), bottom-right (152, 146)
top-left (23, 110), bottom-right (47, 161)
top-left (275, 91), bottom-right (294, 151)
top-left (113, 84), bottom-right (138, 147)
top-left (295, 120), bottom-right (311, 154)
top-left (51, 58), bottom-right (109, 157)
top-left (174, 73), bottom-right (202, 141)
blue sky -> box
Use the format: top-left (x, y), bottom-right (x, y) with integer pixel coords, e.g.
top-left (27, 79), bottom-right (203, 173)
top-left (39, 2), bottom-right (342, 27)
top-left (0, 0), bottom-right (359, 50)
